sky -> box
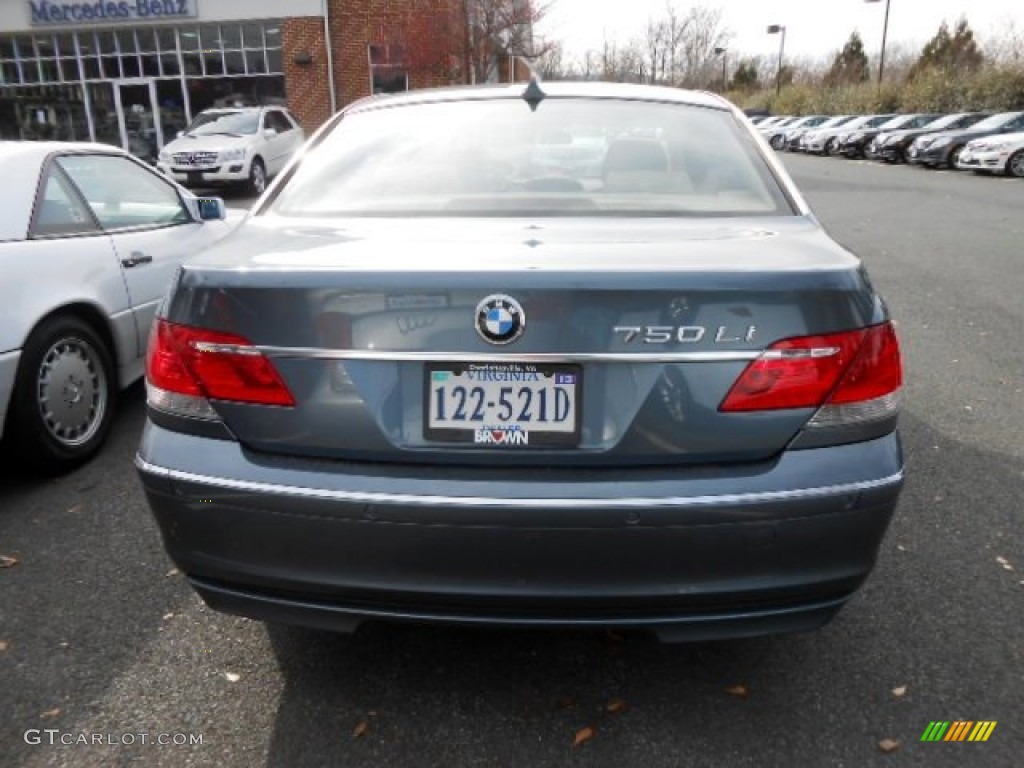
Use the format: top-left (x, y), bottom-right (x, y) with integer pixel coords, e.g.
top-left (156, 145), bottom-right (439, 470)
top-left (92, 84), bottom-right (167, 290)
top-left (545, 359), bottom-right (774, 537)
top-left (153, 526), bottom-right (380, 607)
top-left (536, 0), bottom-right (1024, 65)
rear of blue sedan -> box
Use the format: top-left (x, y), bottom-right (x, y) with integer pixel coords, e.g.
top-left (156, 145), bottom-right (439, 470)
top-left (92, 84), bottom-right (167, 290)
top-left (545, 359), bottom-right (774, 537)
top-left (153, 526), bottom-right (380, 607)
top-left (136, 82), bottom-right (904, 642)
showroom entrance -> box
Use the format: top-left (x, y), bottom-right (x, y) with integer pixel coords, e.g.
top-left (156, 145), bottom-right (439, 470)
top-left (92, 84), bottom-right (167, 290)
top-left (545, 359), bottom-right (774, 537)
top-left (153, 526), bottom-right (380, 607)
top-left (0, 21), bottom-right (285, 159)
top-left (113, 78), bottom-right (164, 163)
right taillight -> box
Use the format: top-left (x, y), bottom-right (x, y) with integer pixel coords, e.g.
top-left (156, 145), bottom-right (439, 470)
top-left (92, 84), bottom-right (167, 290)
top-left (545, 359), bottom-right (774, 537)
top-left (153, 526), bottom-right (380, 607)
top-left (146, 319), bottom-right (295, 419)
top-left (720, 323), bottom-right (902, 427)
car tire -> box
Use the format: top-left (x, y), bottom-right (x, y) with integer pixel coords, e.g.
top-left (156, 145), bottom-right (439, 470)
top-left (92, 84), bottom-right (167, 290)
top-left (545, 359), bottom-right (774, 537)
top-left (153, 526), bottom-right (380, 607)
top-left (1006, 149), bottom-right (1024, 178)
top-left (247, 157), bottom-right (267, 196)
top-left (824, 138), bottom-right (839, 156)
top-left (947, 145), bottom-right (964, 168)
top-left (5, 316), bottom-right (116, 472)
top-left (770, 134), bottom-right (784, 150)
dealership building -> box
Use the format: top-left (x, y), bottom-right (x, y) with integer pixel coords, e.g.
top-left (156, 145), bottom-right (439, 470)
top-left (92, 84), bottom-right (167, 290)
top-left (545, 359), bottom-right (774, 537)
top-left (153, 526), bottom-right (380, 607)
top-left (0, 0), bottom-right (460, 158)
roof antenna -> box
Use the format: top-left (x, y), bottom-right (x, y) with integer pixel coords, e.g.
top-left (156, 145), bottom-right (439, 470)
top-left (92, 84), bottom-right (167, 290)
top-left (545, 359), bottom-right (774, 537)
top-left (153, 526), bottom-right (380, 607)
top-left (521, 75), bottom-right (546, 112)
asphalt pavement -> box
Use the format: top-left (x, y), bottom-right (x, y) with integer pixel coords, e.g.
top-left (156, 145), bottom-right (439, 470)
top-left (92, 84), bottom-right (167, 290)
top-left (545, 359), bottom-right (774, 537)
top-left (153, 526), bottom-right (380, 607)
top-left (1, 155), bottom-right (1022, 767)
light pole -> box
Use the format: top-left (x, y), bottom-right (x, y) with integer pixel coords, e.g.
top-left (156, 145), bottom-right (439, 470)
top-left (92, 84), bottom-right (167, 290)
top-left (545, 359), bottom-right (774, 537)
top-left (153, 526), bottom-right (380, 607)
top-left (714, 46), bottom-right (727, 91)
top-left (766, 24), bottom-right (786, 96)
top-left (865, 0), bottom-right (892, 87)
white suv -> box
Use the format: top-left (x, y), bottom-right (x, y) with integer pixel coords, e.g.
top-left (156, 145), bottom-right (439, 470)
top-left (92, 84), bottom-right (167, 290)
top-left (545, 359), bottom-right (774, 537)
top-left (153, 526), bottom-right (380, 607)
top-left (157, 106), bottom-right (305, 195)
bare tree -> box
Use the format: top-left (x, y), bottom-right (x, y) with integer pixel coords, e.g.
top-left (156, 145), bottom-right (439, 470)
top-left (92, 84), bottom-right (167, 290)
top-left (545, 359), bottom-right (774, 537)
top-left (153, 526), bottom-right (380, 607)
top-left (533, 39), bottom-right (566, 79)
top-left (644, 17), bottom-right (668, 84)
top-left (984, 17), bottom-right (1024, 67)
top-left (412, 0), bottom-right (555, 84)
top-left (677, 6), bottom-right (731, 87)
top-left (564, 2), bottom-right (732, 88)
top-left (638, 3), bottom-right (732, 87)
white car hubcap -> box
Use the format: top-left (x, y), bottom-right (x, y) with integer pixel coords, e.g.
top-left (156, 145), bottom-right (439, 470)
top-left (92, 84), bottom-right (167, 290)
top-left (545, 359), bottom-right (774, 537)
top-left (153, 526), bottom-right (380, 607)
top-left (37, 338), bottom-right (107, 447)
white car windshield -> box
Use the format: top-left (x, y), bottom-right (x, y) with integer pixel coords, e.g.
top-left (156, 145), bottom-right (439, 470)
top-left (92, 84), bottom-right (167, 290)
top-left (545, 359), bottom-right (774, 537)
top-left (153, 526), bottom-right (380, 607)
top-left (270, 99), bottom-right (792, 218)
top-left (185, 111), bottom-right (260, 137)
top-left (971, 113), bottom-right (1021, 131)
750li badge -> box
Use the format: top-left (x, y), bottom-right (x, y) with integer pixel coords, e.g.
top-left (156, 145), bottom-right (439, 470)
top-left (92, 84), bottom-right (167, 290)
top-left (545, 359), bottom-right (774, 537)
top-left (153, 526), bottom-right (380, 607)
top-left (613, 325), bottom-right (758, 344)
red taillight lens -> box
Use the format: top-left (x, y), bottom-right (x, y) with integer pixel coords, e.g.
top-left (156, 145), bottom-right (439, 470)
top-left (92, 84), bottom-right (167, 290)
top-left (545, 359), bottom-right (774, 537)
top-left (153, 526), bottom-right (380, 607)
top-left (826, 323), bottom-right (902, 404)
top-left (720, 323), bottom-right (901, 412)
top-left (146, 319), bottom-right (295, 407)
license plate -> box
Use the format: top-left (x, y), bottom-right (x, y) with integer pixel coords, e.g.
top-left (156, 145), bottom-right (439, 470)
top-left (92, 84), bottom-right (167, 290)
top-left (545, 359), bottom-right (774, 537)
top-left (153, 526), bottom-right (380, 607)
top-left (424, 362), bottom-right (581, 447)
top-left (187, 171), bottom-right (203, 185)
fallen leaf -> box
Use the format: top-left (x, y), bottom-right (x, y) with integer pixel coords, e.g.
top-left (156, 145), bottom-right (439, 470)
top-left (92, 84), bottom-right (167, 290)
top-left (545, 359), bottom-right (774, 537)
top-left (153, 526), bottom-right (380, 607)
top-left (58, 641), bottom-right (69, 649)
top-left (40, 708), bottom-right (61, 718)
top-left (367, 710), bottom-right (378, 718)
top-left (878, 738), bottom-right (900, 753)
top-left (66, 504), bottom-right (82, 514)
top-left (896, 544), bottom-right (906, 552)
top-left (0, 640), bottom-right (9, 652)
top-left (224, 672), bottom-right (241, 683)
top-left (353, 721), bottom-right (370, 738)
top-left (996, 556), bottom-right (1013, 571)
top-left (891, 685), bottom-right (908, 698)
top-left (162, 612), bottom-right (174, 620)
top-left (165, 568), bottom-right (180, 578)
top-left (0, 554), bottom-right (19, 569)
top-left (724, 684), bottom-right (750, 698)
top-left (605, 698), bottom-right (627, 714)
top-left (572, 726), bottom-right (595, 748)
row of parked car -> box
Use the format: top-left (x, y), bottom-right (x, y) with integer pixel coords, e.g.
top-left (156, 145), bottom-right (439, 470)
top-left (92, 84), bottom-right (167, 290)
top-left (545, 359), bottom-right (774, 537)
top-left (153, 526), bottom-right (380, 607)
top-left (752, 110), bottom-right (1024, 177)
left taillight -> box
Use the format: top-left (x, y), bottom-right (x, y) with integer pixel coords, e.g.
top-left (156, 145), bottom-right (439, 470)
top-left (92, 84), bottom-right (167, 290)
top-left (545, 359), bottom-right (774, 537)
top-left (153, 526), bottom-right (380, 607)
top-left (145, 319), bottom-right (295, 419)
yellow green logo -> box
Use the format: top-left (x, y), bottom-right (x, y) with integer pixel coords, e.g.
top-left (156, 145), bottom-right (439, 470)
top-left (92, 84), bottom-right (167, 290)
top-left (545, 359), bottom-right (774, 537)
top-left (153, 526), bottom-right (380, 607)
top-left (921, 721), bottom-right (997, 742)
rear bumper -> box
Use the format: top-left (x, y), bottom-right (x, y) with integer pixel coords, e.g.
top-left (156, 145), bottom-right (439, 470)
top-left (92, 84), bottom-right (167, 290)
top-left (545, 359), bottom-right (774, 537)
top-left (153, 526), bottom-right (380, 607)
top-left (136, 424), bottom-right (904, 642)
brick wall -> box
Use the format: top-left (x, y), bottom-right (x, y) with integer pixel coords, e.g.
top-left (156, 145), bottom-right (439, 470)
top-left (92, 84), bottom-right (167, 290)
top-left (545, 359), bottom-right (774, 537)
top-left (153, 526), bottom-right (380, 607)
top-left (282, 16), bottom-right (333, 135)
top-left (328, 0), bottom-right (457, 108)
top-left (281, 2), bottom-right (468, 134)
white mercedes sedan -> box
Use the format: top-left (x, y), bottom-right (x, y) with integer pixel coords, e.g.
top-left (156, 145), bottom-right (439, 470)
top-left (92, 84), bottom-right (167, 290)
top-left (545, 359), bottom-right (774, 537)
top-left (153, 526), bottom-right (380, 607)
top-left (956, 131), bottom-right (1024, 177)
top-left (0, 142), bottom-right (236, 471)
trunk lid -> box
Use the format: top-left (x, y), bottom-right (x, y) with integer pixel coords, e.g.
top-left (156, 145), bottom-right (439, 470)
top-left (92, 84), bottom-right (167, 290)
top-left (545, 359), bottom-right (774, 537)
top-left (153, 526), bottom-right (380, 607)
top-left (164, 215), bottom-right (881, 466)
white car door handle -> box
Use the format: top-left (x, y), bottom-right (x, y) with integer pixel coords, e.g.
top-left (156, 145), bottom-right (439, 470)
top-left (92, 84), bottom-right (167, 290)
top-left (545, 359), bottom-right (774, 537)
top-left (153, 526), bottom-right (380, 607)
top-left (122, 251), bottom-right (154, 268)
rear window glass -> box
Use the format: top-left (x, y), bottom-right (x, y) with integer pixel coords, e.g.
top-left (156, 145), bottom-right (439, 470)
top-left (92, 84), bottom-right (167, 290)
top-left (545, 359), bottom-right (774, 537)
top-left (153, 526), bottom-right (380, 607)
top-left (269, 98), bottom-right (793, 218)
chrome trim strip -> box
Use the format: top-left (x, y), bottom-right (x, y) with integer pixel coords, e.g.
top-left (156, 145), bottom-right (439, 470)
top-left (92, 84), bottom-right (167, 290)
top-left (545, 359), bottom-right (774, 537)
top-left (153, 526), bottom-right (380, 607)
top-left (247, 346), bottom-right (762, 364)
top-left (760, 346), bottom-right (840, 360)
top-left (135, 456), bottom-right (903, 509)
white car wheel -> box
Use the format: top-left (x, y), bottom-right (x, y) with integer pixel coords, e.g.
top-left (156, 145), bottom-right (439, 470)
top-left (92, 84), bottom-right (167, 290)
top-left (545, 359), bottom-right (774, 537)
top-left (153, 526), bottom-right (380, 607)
top-left (1006, 150), bottom-right (1024, 178)
top-left (6, 316), bottom-right (115, 470)
top-left (247, 158), bottom-right (267, 196)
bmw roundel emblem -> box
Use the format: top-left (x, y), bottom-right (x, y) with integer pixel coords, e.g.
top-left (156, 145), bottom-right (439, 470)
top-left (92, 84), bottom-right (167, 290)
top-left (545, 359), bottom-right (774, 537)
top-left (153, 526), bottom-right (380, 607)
top-left (475, 294), bottom-right (526, 345)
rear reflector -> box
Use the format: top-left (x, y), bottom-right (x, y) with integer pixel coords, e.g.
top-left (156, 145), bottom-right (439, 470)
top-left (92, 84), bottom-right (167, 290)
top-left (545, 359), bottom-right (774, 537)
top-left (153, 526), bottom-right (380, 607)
top-left (146, 320), bottom-right (295, 408)
top-left (720, 323), bottom-right (902, 419)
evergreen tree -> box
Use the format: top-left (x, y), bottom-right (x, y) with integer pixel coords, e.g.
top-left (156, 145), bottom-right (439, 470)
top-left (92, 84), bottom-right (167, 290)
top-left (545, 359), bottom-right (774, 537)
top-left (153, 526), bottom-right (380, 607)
top-left (909, 17), bottom-right (984, 79)
top-left (730, 59), bottom-right (760, 91)
top-left (824, 31), bottom-right (870, 86)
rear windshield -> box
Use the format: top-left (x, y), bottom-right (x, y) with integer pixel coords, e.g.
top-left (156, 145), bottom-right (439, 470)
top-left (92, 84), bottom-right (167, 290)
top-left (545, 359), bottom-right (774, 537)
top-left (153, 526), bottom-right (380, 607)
top-left (269, 98), bottom-right (792, 218)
